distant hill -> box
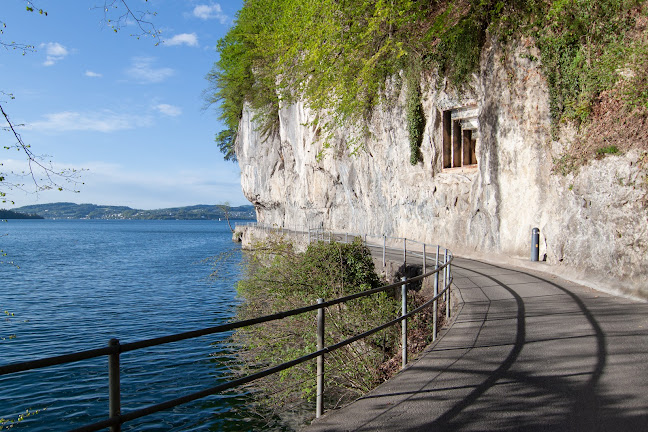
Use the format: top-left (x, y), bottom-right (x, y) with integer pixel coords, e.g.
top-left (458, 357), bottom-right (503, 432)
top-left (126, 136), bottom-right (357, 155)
top-left (0, 209), bottom-right (44, 219)
top-left (14, 203), bottom-right (256, 221)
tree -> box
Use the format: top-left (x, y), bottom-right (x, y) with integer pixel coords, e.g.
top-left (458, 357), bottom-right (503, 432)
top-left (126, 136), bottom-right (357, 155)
top-left (218, 201), bottom-right (235, 233)
top-left (208, 0), bottom-right (648, 164)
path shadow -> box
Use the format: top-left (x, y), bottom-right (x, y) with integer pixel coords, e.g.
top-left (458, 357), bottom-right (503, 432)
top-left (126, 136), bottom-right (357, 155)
top-left (401, 260), bottom-right (645, 431)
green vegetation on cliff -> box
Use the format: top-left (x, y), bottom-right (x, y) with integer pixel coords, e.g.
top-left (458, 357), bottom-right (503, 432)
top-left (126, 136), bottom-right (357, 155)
top-left (208, 0), bottom-right (647, 160)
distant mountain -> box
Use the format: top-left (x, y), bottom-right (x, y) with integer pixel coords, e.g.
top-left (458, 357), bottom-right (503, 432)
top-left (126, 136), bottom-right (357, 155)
top-left (0, 209), bottom-right (44, 219)
top-left (13, 203), bottom-right (256, 221)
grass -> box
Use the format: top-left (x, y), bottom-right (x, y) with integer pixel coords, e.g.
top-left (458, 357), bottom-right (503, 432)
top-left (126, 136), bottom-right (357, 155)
top-left (595, 145), bottom-right (620, 157)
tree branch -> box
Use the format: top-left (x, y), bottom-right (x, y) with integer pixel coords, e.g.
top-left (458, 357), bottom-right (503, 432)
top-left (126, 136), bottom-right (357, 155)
top-left (1, 1), bottom-right (160, 204)
top-left (98, 0), bottom-right (161, 45)
top-left (0, 1), bottom-right (47, 53)
top-left (1, 95), bottom-right (83, 204)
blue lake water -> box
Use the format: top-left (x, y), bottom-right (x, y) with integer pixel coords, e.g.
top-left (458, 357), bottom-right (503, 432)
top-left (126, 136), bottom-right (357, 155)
top-left (0, 219), bottom-right (265, 431)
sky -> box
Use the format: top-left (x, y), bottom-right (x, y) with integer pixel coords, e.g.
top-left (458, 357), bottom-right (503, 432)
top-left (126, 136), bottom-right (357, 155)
top-left (1, 0), bottom-right (248, 210)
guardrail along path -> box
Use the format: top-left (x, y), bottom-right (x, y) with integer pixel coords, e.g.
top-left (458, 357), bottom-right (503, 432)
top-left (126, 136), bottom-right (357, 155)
top-left (305, 256), bottom-right (648, 432)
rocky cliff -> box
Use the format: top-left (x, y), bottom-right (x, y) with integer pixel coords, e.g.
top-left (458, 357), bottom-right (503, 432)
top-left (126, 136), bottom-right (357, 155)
top-left (235, 36), bottom-right (648, 300)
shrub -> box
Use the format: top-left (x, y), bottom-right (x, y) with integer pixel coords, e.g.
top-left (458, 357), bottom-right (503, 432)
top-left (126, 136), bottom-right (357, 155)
top-left (233, 236), bottom-right (436, 423)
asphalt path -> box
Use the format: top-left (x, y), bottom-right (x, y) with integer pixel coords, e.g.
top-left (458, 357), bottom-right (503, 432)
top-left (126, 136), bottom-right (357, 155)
top-left (304, 253), bottom-right (648, 431)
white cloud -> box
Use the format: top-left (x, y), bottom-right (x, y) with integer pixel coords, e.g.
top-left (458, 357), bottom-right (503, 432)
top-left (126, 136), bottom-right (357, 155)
top-left (35, 163), bottom-right (244, 209)
top-left (164, 33), bottom-right (199, 47)
top-left (155, 104), bottom-right (182, 117)
top-left (193, 4), bottom-right (228, 23)
top-left (29, 110), bottom-right (152, 133)
top-left (126, 57), bottom-right (174, 84)
top-left (5, 159), bottom-right (247, 209)
top-left (85, 70), bottom-right (102, 78)
top-left (41, 42), bottom-right (69, 66)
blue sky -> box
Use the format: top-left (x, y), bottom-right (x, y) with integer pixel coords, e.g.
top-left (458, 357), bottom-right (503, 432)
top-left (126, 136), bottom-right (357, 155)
top-left (1, 0), bottom-right (248, 209)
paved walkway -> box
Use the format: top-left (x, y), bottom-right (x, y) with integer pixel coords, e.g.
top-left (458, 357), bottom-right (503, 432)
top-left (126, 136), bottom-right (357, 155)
top-left (305, 256), bottom-right (648, 431)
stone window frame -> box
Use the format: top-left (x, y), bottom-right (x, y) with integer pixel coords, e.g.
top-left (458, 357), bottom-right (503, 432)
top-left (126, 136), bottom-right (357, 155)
top-left (442, 106), bottom-right (479, 171)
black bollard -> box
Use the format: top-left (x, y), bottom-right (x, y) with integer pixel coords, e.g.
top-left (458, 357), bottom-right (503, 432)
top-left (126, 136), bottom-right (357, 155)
top-left (531, 227), bottom-right (540, 262)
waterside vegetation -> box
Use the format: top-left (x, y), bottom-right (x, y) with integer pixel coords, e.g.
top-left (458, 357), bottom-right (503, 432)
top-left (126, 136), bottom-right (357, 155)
top-left (233, 237), bottom-right (438, 426)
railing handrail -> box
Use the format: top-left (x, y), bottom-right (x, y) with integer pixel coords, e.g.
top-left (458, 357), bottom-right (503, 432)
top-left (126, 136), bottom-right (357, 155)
top-left (2, 224), bottom-right (454, 432)
top-left (0, 267), bottom-right (448, 377)
top-left (67, 274), bottom-right (454, 432)
top-left (242, 222), bottom-right (451, 250)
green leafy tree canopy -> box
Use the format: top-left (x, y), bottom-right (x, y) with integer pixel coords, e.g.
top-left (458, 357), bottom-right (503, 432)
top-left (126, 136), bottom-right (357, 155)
top-left (208, 0), bottom-right (647, 160)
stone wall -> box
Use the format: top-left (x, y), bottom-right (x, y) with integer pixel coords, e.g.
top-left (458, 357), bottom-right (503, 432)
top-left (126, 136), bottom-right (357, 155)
top-left (235, 36), bottom-right (648, 300)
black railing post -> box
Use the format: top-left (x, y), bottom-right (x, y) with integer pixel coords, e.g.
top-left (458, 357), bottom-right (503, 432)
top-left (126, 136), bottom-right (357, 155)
top-left (401, 277), bottom-right (408, 368)
top-left (108, 338), bottom-right (122, 432)
top-left (432, 245), bottom-right (439, 342)
top-left (531, 227), bottom-right (540, 261)
top-left (447, 257), bottom-right (452, 318)
top-left (433, 246), bottom-right (439, 342)
top-left (423, 243), bottom-right (427, 274)
top-left (316, 299), bottom-right (325, 418)
top-left (403, 238), bottom-right (407, 266)
top-left (445, 249), bottom-right (450, 320)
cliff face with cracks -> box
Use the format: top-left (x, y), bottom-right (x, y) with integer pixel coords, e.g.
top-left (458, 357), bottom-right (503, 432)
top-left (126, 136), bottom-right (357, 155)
top-left (235, 36), bottom-right (648, 300)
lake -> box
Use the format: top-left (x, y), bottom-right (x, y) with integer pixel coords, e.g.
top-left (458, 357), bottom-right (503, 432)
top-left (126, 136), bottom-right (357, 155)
top-left (0, 219), bottom-right (268, 431)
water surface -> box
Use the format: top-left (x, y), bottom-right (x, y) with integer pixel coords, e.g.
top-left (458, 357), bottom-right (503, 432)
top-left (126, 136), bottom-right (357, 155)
top-left (1, 219), bottom-right (260, 431)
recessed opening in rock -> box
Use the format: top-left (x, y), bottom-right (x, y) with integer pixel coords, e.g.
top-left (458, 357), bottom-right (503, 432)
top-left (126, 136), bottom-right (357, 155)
top-left (442, 106), bottom-right (479, 169)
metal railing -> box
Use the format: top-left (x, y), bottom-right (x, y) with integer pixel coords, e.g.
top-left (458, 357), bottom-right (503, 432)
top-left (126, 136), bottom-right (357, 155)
top-left (0, 225), bottom-right (453, 431)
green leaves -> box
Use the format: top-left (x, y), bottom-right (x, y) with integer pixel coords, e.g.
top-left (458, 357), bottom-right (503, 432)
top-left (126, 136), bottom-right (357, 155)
top-left (25, 5), bottom-right (47, 16)
top-left (208, 0), bottom-right (647, 161)
top-left (234, 237), bottom-right (400, 412)
top-left (534, 0), bottom-right (639, 126)
top-left (595, 145), bottom-right (620, 156)
top-left (0, 408), bottom-right (45, 429)
top-left (208, 0), bottom-right (429, 158)
top-left (406, 77), bottom-right (425, 165)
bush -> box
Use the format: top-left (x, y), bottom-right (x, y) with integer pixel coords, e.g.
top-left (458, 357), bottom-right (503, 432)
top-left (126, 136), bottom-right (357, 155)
top-left (234, 237), bottom-right (405, 421)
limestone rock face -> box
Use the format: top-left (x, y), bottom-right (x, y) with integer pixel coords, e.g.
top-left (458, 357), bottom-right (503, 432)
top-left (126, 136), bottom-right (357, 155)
top-left (236, 37), bottom-right (648, 300)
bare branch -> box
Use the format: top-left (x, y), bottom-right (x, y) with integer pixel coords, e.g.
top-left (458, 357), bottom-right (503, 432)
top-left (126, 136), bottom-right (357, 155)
top-left (0, 1), bottom-right (47, 54)
top-left (1, 94), bottom-right (84, 204)
top-left (97, 0), bottom-right (162, 45)
top-left (0, 37), bottom-right (36, 54)
top-left (218, 201), bottom-right (235, 233)
top-left (1, 1), bottom-right (158, 204)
